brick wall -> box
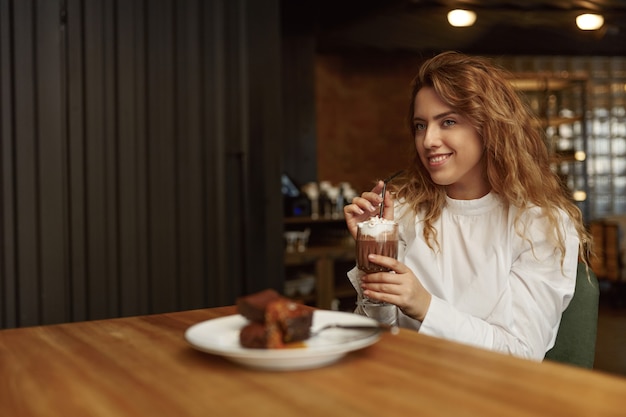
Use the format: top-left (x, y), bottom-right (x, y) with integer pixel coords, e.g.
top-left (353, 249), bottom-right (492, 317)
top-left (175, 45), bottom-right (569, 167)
top-left (315, 52), bottom-right (425, 194)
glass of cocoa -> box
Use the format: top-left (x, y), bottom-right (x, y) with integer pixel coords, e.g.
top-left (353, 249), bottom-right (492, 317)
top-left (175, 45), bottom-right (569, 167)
top-left (355, 217), bottom-right (399, 325)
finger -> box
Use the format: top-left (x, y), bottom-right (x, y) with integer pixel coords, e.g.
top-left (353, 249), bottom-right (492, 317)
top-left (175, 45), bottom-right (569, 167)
top-left (360, 191), bottom-right (384, 206)
top-left (344, 202), bottom-right (365, 216)
top-left (363, 282), bottom-right (401, 297)
top-left (380, 193), bottom-right (395, 219)
top-left (361, 270), bottom-right (400, 285)
top-left (362, 285), bottom-right (402, 304)
top-left (350, 196), bottom-right (380, 215)
top-left (366, 254), bottom-right (402, 272)
top-left (361, 289), bottom-right (386, 304)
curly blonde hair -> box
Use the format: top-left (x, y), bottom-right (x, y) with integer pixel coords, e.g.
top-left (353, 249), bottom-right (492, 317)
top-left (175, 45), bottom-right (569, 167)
top-left (393, 51), bottom-right (590, 265)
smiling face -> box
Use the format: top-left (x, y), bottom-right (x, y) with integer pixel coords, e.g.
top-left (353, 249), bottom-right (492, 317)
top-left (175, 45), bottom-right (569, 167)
top-left (412, 87), bottom-right (490, 200)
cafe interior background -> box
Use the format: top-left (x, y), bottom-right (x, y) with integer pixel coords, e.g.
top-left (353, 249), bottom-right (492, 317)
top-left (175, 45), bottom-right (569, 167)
top-left (1, 0), bottom-right (625, 373)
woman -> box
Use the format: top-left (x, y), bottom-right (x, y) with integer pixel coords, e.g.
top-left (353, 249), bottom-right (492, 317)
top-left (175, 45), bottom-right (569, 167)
top-left (344, 51), bottom-right (591, 361)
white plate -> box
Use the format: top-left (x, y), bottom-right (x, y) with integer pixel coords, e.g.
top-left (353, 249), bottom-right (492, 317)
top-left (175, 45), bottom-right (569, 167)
top-left (184, 310), bottom-right (381, 371)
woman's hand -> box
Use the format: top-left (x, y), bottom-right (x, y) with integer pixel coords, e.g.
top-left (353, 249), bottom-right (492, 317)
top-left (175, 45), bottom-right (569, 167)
top-left (343, 180), bottom-right (395, 239)
top-left (360, 254), bottom-right (432, 322)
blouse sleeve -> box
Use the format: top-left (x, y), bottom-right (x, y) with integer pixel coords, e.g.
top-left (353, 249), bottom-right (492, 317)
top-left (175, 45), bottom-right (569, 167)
top-left (416, 211), bottom-right (579, 361)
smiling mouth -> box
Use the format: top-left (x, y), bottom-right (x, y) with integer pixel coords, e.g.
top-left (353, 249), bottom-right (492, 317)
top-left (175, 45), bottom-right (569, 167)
top-left (428, 154), bottom-right (451, 164)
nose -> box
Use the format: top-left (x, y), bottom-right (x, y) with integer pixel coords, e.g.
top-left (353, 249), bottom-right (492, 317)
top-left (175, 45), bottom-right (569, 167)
top-left (422, 125), bottom-right (441, 149)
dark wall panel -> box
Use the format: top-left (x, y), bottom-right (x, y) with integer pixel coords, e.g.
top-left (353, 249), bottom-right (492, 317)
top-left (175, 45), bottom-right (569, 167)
top-left (0, 0), bottom-right (283, 328)
top-left (13, 0), bottom-right (40, 326)
top-left (176, 0), bottom-right (206, 310)
top-left (65, 0), bottom-right (88, 322)
top-left (82, 0), bottom-right (116, 320)
top-left (115, 0), bottom-right (149, 318)
top-left (146, 0), bottom-right (179, 315)
top-left (281, 19), bottom-right (318, 186)
top-left (0, 0), bottom-right (17, 326)
top-left (37, 0), bottom-right (69, 324)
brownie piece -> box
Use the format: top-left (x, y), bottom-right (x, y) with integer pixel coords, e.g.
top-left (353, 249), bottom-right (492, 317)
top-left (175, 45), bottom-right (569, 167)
top-left (266, 299), bottom-right (313, 343)
top-left (237, 289), bottom-right (313, 349)
top-left (236, 288), bottom-right (281, 323)
top-left (239, 322), bottom-right (283, 349)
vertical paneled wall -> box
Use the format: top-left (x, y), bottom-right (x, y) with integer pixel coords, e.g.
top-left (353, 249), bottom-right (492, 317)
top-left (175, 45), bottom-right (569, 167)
top-left (0, 0), bottom-right (284, 328)
top-left (280, 2), bottom-right (318, 186)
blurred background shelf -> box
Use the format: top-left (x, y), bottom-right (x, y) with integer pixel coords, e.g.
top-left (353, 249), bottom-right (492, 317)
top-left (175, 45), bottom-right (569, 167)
top-left (509, 73), bottom-right (590, 220)
top-left (283, 217), bottom-right (357, 310)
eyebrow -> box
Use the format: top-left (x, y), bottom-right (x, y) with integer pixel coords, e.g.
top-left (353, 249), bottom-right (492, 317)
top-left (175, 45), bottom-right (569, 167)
top-left (413, 110), bottom-right (458, 122)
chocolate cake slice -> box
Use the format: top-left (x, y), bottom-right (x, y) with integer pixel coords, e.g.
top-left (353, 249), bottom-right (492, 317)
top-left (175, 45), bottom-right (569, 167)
top-left (266, 298), bottom-right (313, 343)
top-left (236, 289), bottom-right (313, 349)
top-left (236, 288), bottom-right (281, 323)
top-left (239, 322), bottom-right (284, 349)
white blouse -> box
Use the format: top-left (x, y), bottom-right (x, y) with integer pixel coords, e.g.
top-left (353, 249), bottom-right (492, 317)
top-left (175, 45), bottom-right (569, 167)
top-left (348, 192), bottom-right (579, 361)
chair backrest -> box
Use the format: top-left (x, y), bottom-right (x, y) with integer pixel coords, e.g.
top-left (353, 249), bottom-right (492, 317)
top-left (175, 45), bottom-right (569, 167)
top-left (544, 262), bottom-right (599, 368)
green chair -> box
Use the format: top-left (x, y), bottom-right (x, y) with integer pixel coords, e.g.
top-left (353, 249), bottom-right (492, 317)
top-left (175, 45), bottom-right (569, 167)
top-left (544, 262), bottom-right (599, 368)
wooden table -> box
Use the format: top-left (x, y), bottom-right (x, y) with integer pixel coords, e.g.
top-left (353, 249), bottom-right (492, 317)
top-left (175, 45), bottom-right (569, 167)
top-left (2, 306), bottom-right (626, 417)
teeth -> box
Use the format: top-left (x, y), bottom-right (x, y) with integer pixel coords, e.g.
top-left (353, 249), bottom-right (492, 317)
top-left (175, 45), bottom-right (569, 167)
top-left (429, 155), bottom-right (448, 163)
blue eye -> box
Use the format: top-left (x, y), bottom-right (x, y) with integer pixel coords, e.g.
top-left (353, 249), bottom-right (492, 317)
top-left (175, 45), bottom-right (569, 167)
top-left (414, 123), bottom-right (426, 131)
top-left (443, 119), bottom-right (456, 127)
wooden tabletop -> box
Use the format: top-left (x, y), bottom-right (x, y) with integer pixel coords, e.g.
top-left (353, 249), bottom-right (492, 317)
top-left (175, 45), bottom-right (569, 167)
top-left (2, 306), bottom-right (626, 417)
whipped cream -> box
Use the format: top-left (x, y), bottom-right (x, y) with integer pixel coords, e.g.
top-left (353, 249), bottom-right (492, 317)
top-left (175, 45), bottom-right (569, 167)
top-left (357, 216), bottom-right (397, 238)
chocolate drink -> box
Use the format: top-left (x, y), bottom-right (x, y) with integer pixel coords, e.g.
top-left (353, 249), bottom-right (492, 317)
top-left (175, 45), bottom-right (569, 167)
top-left (357, 237), bottom-right (399, 273)
top-left (356, 218), bottom-right (399, 273)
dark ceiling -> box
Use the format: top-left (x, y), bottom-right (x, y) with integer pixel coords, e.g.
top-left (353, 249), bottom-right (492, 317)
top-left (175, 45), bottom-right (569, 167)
top-left (283, 0), bottom-right (626, 56)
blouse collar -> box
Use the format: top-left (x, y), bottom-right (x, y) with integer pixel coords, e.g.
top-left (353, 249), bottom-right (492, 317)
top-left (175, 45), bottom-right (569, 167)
top-left (445, 191), bottom-right (501, 216)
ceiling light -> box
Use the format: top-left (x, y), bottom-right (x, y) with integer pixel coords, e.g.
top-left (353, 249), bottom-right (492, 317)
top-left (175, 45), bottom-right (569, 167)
top-left (574, 151), bottom-right (586, 162)
top-left (576, 13), bottom-right (604, 30)
top-left (573, 190), bottom-right (587, 202)
top-left (447, 9), bottom-right (477, 27)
